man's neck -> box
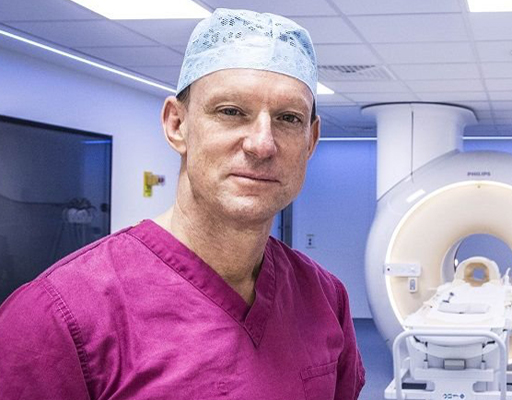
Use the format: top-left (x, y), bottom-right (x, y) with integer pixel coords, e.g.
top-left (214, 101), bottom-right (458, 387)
top-left (153, 205), bottom-right (272, 305)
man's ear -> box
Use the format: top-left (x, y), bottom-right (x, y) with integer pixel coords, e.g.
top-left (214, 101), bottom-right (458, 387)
top-left (162, 96), bottom-right (187, 155)
top-left (307, 115), bottom-right (321, 159)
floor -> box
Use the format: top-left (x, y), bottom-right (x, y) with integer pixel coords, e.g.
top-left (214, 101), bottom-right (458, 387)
top-left (354, 318), bottom-right (394, 400)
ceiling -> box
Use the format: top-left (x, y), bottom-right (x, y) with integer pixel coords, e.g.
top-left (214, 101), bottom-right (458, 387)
top-left (2, 0), bottom-right (512, 137)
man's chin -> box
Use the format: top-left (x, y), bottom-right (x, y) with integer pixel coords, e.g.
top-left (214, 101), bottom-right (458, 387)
top-left (220, 199), bottom-right (283, 226)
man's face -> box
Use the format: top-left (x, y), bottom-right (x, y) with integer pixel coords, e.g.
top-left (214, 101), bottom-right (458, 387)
top-left (168, 68), bottom-right (320, 225)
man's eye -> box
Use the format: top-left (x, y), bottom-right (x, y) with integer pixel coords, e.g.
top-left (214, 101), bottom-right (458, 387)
top-left (220, 108), bottom-right (240, 116)
top-left (281, 114), bottom-right (301, 124)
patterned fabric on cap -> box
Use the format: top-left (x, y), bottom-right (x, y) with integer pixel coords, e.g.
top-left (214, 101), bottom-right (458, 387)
top-left (177, 8), bottom-right (318, 98)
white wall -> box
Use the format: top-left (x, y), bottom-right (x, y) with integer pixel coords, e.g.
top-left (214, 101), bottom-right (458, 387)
top-left (0, 47), bottom-right (180, 231)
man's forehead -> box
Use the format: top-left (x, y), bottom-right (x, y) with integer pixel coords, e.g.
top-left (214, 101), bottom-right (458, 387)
top-left (190, 69), bottom-right (314, 109)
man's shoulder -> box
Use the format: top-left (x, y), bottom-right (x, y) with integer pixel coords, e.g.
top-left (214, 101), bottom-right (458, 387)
top-left (39, 224), bottom-right (137, 284)
top-left (22, 222), bottom-right (159, 317)
top-left (1, 222), bottom-right (161, 337)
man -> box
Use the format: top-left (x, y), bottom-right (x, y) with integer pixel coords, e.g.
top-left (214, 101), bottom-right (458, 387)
top-left (0, 8), bottom-right (365, 400)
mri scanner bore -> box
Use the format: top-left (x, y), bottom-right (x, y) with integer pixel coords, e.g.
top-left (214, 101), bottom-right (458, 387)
top-left (364, 103), bottom-right (512, 400)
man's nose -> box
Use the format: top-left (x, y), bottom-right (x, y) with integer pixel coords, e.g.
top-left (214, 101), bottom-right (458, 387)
top-left (242, 113), bottom-right (277, 159)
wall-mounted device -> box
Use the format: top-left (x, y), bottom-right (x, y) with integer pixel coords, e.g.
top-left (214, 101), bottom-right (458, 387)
top-left (143, 171), bottom-right (165, 197)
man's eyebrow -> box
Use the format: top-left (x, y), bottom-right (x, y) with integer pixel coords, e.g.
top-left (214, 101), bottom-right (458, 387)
top-left (203, 91), bottom-right (312, 112)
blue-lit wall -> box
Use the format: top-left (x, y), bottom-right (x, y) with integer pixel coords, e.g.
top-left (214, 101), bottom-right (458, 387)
top-left (0, 47), bottom-right (180, 231)
top-left (294, 138), bottom-right (512, 318)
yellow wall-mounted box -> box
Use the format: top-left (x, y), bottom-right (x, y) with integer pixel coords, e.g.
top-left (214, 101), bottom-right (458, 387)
top-left (143, 171), bottom-right (165, 197)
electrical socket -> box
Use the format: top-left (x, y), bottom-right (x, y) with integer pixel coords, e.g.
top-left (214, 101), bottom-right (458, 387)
top-left (306, 234), bottom-right (316, 249)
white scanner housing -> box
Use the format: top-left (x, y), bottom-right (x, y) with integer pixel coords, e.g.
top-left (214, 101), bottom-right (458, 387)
top-left (363, 103), bottom-right (512, 359)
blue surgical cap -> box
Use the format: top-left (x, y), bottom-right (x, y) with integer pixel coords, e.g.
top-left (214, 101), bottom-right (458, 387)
top-left (176, 8), bottom-right (318, 99)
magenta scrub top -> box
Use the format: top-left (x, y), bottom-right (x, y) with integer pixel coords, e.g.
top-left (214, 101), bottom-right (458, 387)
top-left (0, 220), bottom-right (365, 400)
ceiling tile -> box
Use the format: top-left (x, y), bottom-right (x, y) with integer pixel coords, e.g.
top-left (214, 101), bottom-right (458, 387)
top-left (317, 111), bottom-right (342, 124)
top-left (315, 44), bottom-right (379, 65)
top-left (491, 101), bottom-right (512, 110)
top-left (201, 0), bottom-right (338, 16)
top-left (418, 92), bottom-right (488, 102)
top-left (167, 45), bottom-right (187, 55)
top-left (320, 124), bottom-right (346, 137)
top-left (465, 127), bottom-right (500, 136)
top-left (486, 79), bottom-right (512, 91)
top-left (495, 129), bottom-right (512, 136)
top-left (318, 107), bottom-right (378, 135)
top-left (469, 14), bottom-right (512, 41)
top-left (320, 118), bottom-right (343, 128)
top-left (475, 110), bottom-right (493, 119)
top-left (116, 19), bottom-right (200, 47)
top-left (493, 110), bottom-right (512, 118)
top-left (76, 46), bottom-right (183, 67)
top-left (466, 124), bottom-right (497, 132)
top-left (316, 94), bottom-right (356, 105)
top-left (289, 17), bottom-right (362, 44)
top-left (455, 101), bottom-right (491, 111)
top-left (0, 0), bottom-right (101, 21)
top-left (489, 92), bottom-right (512, 101)
top-left (493, 118), bottom-right (512, 124)
top-left (390, 63), bottom-right (480, 80)
top-left (317, 115), bottom-right (345, 132)
top-left (320, 119), bottom-right (377, 137)
top-left (406, 79), bottom-right (484, 92)
top-left (470, 123), bottom-right (497, 130)
top-left (318, 106), bottom-right (364, 121)
top-left (476, 118), bottom-right (494, 124)
top-left (334, 0), bottom-right (461, 15)
top-left (349, 14), bottom-right (468, 43)
top-left (374, 42), bottom-right (474, 64)
top-left (476, 42), bottom-right (512, 63)
top-left (481, 63), bottom-right (512, 79)
top-left (6, 20), bottom-right (156, 47)
top-left (324, 80), bottom-right (409, 93)
top-left (127, 66), bottom-right (181, 86)
top-left (496, 126), bottom-right (512, 133)
top-left (345, 92), bottom-right (419, 102)
top-left (335, 123), bottom-right (376, 136)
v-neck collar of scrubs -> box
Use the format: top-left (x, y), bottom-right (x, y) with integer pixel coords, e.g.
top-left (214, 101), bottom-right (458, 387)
top-left (129, 219), bottom-right (276, 347)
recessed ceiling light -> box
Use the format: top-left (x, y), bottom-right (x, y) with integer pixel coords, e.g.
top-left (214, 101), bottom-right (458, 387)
top-left (467, 0), bottom-right (512, 12)
top-left (317, 82), bottom-right (335, 95)
top-left (68, 0), bottom-right (211, 20)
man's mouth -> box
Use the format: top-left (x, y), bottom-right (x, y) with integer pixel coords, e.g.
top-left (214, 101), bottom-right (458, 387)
top-left (230, 172), bottom-right (279, 183)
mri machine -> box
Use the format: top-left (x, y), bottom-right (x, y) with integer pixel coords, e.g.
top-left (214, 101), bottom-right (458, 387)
top-left (363, 103), bottom-right (512, 400)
